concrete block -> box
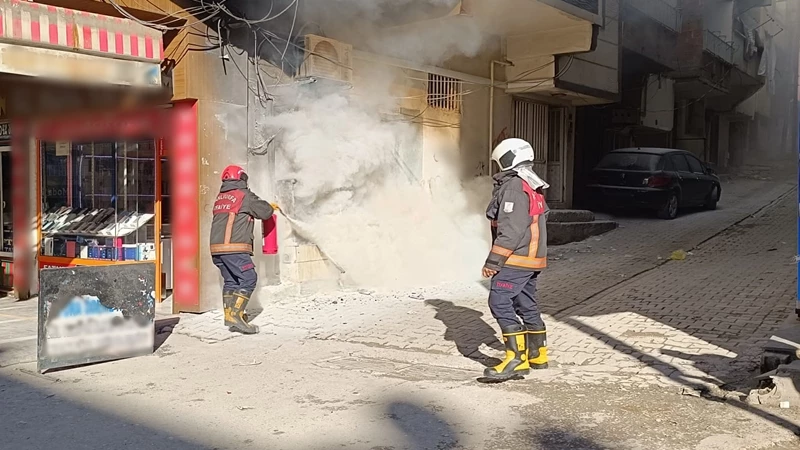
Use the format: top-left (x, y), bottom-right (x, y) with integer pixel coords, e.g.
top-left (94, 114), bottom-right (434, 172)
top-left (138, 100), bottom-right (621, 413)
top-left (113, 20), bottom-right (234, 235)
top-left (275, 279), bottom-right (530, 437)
top-left (297, 244), bottom-right (325, 263)
top-left (284, 260), bottom-right (337, 283)
top-left (548, 209), bottom-right (595, 223)
top-left (761, 352), bottom-right (793, 374)
top-left (548, 220), bottom-right (618, 246)
top-left (747, 361), bottom-right (800, 408)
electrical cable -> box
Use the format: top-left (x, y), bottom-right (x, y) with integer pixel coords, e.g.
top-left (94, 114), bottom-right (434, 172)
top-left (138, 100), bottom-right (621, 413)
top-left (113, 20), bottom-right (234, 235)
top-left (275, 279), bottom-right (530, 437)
top-left (218, 0), bottom-right (298, 25)
top-left (281, 0), bottom-right (299, 64)
top-left (108, 0), bottom-right (221, 31)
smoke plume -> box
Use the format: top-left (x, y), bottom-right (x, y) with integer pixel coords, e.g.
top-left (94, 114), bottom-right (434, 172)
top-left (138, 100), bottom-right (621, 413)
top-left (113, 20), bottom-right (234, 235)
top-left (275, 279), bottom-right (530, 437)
top-left (261, 0), bottom-right (492, 288)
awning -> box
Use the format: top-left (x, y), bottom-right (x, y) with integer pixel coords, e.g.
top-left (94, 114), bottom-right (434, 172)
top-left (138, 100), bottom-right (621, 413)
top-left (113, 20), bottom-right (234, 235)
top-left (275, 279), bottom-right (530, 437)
top-left (0, 0), bottom-right (163, 87)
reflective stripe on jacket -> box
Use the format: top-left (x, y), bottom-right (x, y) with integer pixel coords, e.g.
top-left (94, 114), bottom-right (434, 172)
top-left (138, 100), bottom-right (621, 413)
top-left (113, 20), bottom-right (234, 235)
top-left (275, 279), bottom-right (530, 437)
top-left (209, 179), bottom-right (274, 255)
top-left (484, 171), bottom-right (548, 272)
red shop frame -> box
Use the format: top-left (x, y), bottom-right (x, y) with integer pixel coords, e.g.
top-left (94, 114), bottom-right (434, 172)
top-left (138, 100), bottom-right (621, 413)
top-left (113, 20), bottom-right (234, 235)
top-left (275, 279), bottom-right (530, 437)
top-left (12, 102), bottom-right (200, 312)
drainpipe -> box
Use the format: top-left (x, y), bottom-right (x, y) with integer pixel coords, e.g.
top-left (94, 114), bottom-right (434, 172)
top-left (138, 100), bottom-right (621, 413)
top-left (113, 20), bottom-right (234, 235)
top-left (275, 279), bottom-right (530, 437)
top-left (489, 60), bottom-right (512, 175)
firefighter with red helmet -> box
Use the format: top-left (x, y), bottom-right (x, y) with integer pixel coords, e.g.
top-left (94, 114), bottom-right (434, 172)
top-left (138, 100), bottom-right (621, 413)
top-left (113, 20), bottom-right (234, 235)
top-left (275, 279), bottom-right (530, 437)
top-left (210, 165), bottom-right (276, 334)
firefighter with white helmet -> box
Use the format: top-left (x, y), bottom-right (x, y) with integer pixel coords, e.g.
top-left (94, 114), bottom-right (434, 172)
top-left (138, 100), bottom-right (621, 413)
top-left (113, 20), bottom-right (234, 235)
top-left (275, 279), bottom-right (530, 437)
top-left (480, 138), bottom-right (550, 382)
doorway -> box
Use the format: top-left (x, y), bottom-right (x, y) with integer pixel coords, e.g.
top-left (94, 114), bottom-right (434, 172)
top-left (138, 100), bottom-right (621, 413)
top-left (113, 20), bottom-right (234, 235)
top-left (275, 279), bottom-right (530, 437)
top-left (511, 98), bottom-right (568, 206)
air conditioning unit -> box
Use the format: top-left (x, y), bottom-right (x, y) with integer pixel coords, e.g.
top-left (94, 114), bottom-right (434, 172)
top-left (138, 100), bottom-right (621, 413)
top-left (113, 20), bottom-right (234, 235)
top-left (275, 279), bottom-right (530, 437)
top-left (298, 35), bottom-right (353, 84)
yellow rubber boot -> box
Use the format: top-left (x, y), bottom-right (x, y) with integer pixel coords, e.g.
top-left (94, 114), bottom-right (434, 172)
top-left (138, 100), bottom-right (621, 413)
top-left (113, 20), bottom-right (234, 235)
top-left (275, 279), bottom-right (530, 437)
top-left (527, 327), bottom-right (549, 369)
top-left (222, 291), bottom-right (236, 327)
top-left (229, 290), bottom-right (259, 335)
top-left (482, 325), bottom-right (530, 381)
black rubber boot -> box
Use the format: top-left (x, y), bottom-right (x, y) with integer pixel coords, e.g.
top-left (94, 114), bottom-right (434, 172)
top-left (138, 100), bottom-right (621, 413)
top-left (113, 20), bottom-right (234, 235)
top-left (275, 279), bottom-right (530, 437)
top-left (526, 325), bottom-right (549, 370)
top-left (229, 290), bottom-right (259, 335)
top-left (481, 324), bottom-right (530, 382)
top-left (222, 290), bottom-right (236, 328)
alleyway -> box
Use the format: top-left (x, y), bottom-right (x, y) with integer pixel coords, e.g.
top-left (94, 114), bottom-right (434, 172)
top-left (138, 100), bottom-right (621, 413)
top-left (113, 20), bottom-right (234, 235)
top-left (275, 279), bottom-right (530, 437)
top-left (1, 165), bottom-right (799, 449)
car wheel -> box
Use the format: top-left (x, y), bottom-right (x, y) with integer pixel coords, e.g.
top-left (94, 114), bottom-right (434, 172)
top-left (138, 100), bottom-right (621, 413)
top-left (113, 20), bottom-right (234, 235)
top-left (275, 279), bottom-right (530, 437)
top-left (658, 193), bottom-right (679, 220)
top-left (704, 185), bottom-right (720, 210)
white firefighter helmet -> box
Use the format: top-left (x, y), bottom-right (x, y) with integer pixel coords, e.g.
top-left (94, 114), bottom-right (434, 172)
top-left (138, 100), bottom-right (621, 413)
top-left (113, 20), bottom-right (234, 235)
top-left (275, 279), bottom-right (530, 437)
top-left (492, 138), bottom-right (535, 171)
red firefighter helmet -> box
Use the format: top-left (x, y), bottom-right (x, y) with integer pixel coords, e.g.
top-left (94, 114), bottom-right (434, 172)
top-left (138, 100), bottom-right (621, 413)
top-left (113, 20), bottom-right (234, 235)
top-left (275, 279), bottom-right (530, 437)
top-left (221, 165), bottom-right (246, 181)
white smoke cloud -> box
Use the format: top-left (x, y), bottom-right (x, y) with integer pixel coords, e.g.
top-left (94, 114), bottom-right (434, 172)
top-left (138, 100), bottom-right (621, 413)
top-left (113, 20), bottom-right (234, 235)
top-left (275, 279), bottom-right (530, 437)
top-left (258, 0), bottom-right (493, 288)
top-left (301, 0), bottom-right (486, 64)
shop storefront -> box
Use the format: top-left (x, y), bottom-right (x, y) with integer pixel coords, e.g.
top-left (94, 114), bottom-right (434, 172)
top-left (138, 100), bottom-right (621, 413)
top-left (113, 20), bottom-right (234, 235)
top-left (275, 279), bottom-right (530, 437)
top-left (0, 120), bottom-right (12, 292)
top-left (0, 0), bottom-right (202, 311)
top-left (11, 103), bottom-right (198, 309)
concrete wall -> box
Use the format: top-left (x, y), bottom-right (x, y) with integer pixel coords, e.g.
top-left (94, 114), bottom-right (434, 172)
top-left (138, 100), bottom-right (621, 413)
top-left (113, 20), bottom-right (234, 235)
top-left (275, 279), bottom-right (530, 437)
top-left (703, 0), bottom-right (734, 40)
top-left (621, 6), bottom-right (679, 70)
top-left (641, 75), bottom-right (675, 131)
top-left (676, 0), bottom-right (707, 71)
top-left (713, 115), bottom-right (731, 168)
top-left (460, 85), bottom-right (491, 178)
top-left (556, 0), bottom-right (620, 99)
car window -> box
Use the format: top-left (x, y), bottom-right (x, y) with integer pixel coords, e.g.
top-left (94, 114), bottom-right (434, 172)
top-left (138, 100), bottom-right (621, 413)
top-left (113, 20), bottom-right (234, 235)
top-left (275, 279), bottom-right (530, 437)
top-left (660, 156), bottom-right (675, 171)
top-left (685, 155), bottom-right (705, 174)
top-left (671, 155), bottom-right (691, 172)
top-left (596, 153), bottom-right (661, 171)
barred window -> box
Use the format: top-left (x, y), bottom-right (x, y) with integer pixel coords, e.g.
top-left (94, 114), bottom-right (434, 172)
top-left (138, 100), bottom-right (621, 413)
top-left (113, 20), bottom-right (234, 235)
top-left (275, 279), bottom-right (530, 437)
top-left (427, 74), bottom-right (462, 113)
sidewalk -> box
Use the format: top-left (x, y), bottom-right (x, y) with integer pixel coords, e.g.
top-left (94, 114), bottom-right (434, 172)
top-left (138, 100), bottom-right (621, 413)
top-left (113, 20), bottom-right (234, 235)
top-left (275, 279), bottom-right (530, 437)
top-left (1, 165), bottom-right (799, 449)
top-left (1, 164), bottom-right (796, 388)
top-left (0, 295), bottom-right (37, 368)
top-left (167, 165), bottom-right (797, 389)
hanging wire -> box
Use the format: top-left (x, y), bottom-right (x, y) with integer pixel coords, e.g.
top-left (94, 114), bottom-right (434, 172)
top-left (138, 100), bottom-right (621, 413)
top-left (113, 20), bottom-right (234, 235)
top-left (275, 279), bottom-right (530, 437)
top-left (217, 0), bottom-right (298, 25)
top-left (107, 0), bottom-right (221, 31)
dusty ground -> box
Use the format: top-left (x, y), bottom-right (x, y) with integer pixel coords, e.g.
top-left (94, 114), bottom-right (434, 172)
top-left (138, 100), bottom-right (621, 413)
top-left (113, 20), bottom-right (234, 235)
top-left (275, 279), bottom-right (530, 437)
top-left (2, 334), bottom-right (800, 450)
top-left (1, 162), bottom-right (799, 449)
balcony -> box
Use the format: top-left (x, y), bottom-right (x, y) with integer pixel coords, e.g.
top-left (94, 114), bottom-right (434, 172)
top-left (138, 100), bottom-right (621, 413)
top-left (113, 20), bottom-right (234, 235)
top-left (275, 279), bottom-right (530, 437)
top-left (732, 31), bottom-right (762, 78)
top-left (628, 0), bottom-right (681, 32)
top-left (538, 0), bottom-right (605, 25)
top-left (562, 0), bottom-right (600, 14)
top-left (703, 30), bottom-right (735, 65)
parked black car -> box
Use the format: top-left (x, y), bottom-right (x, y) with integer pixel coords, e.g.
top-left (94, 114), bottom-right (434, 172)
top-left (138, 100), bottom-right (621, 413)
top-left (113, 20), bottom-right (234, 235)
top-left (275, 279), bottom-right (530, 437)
top-left (587, 148), bottom-right (721, 220)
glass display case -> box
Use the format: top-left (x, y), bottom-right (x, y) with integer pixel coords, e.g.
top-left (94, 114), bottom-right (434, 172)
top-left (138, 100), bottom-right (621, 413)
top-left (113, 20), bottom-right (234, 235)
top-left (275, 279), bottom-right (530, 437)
top-left (39, 140), bottom-right (160, 264)
top-left (0, 142), bottom-right (11, 291)
top-left (0, 145), bottom-right (11, 255)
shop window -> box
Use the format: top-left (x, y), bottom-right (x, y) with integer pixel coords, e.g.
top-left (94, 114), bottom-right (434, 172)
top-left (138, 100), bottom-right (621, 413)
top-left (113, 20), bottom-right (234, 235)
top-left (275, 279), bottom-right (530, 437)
top-left (1, 147), bottom-right (11, 255)
top-left (160, 156), bottom-right (171, 227)
top-left (39, 140), bottom-right (161, 263)
top-left (0, 144), bottom-right (11, 291)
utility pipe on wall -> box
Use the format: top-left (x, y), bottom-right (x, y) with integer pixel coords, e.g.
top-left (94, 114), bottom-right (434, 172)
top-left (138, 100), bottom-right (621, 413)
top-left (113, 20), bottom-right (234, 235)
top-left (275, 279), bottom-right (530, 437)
top-left (489, 60), bottom-right (512, 175)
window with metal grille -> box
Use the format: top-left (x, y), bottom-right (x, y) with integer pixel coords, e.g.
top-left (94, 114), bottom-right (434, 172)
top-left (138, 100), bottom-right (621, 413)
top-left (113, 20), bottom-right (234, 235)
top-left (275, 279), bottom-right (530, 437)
top-left (427, 74), bottom-right (462, 113)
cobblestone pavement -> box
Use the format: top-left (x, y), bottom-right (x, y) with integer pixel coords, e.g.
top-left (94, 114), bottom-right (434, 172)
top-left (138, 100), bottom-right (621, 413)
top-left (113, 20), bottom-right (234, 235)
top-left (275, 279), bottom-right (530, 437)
top-left (168, 168), bottom-right (798, 391)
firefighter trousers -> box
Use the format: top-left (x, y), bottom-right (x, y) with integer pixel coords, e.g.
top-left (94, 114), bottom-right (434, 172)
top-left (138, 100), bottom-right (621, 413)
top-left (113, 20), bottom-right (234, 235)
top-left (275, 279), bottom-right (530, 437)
top-left (488, 267), bottom-right (545, 330)
top-left (212, 253), bottom-right (258, 293)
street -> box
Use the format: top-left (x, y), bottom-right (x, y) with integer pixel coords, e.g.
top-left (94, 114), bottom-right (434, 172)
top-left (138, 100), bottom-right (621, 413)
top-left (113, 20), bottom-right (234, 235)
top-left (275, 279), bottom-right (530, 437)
top-left (1, 165), bottom-right (799, 449)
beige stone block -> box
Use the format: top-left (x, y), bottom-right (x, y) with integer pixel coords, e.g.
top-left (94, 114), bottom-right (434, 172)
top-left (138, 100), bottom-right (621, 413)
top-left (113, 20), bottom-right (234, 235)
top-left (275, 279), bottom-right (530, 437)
top-left (296, 244), bottom-right (325, 263)
top-left (297, 260), bottom-right (336, 281)
top-left (282, 264), bottom-right (300, 282)
top-left (283, 260), bottom-right (337, 283)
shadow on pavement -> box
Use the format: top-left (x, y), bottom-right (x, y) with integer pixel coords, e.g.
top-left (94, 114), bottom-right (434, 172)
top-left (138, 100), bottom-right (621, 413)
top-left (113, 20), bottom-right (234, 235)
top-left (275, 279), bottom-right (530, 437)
top-left (1, 366), bottom-right (634, 450)
top-left (562, 317), bottom-right (800, 438)
top-left (381, 400), bottom-right (611, 450)
top-left (385, 401), bottom-right (460, 449)
top-left (154, 316), bottom-right (180, 352)
top-left (0, 371), bottom-right (210, 450)
top-left (425, 299), bottom-right (503, 367)
top-left (526, 429), bottom-right (609, 450)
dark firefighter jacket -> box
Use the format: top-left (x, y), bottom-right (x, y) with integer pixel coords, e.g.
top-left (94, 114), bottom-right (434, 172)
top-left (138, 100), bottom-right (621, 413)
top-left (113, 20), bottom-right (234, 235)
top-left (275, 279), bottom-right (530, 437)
top-left (210, 179), bottom-right (275, 256)
top-left (484, 170), bottom-right (549, 272)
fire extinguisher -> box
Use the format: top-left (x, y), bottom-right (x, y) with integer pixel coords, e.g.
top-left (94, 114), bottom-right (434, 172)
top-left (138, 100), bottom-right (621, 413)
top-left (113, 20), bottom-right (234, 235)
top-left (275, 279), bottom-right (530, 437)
top-left (262, 216), bottom-right (278, 255)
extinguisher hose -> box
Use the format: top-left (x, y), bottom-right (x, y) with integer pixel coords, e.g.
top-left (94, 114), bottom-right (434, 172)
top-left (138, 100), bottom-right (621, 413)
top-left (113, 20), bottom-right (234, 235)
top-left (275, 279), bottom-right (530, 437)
top-left (275, 210), bottom-right (347, 274)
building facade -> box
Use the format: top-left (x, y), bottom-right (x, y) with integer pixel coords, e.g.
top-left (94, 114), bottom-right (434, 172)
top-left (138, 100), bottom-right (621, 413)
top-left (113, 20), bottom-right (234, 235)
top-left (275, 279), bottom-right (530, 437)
top-left (4, 0), bottom-right (796, 308)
